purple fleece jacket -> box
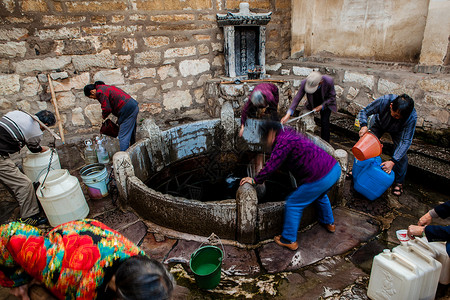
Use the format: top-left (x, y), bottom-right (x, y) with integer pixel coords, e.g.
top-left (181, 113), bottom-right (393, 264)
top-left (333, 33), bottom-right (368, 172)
top-left (254, 127), bottom-right (337, 185)
top-left (241, 83), bottom-right (279, 125)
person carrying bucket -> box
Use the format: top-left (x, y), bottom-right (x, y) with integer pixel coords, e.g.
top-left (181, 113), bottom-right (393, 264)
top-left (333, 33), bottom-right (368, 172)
top-left (0, 110), bottom-right (56, 226)
top-left (0, 219), bottom-right (174, 300)
top-left (355, 94), bottom-right (416, 197)
top-left (240, 120), bottom-right (341, 251)
top-left (84, 81), bottom-right (139, 151)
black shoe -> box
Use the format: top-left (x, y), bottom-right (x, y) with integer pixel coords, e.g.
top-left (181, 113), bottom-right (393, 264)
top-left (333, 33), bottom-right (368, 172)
top-left (18, 214), bottom-right (48, 226)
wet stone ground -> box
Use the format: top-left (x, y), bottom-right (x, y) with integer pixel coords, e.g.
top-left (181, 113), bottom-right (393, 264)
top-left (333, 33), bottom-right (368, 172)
top-left (0, 124), bottom-right (450, 299)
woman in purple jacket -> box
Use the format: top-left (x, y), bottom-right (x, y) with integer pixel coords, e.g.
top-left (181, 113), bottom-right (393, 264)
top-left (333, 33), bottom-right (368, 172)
top-left (240, 121), bottom-right (341, 250)
top-left (239, 83), bottom-right (280, 137)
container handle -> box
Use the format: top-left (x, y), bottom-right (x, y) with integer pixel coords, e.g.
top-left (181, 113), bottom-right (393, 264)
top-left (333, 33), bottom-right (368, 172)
top-left (392, 253), bottom-right (417, 273)
top-left (193, 233), bottom-right (226, 261)
top-left (409, 244), bottom-right (434, 264)
top-left (411, 237), bottom-right (436, 257)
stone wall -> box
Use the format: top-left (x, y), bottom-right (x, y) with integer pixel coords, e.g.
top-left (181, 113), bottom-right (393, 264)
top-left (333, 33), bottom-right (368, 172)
top-left (206, 63), bottom-right (450, 140)
top-left (0, 0), bottom-right (291, 141)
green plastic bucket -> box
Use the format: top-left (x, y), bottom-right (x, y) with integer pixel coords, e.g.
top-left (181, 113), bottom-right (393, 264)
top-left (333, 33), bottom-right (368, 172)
top-left (189, 245), bottom-right (223, 289)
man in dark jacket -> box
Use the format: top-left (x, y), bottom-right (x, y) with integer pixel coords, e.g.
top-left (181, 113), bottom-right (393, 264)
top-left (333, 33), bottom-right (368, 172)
top-left (281, 71), bottom-right (337, 142)
top-left (0, 110), bottom-right (55, 225)
top-left (356, 94), bottom-right (416, 196)
top-left (408, 201), bottom-right (450, 256)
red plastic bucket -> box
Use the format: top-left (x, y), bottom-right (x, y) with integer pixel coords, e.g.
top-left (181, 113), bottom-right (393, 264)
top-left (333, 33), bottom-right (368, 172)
top-left (352, 132), bottom-right (382, 161)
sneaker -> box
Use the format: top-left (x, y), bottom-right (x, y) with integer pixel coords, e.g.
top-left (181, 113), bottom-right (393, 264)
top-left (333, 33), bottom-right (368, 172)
top-left (274, 235), bottom-right (299, 251)
top-left (18, 214), bottom-right (48, 226)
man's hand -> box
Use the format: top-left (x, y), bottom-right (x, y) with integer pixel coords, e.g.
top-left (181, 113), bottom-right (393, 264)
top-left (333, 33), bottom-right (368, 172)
top-left (380, 160), bottom-right (395, 174)
top-left (359, 126), bottom-right (368, 137)
top-left (240, 177), bottom-right (254, 186)
top-left (418, 212), bottom-right (432, 226)
top-left (313, 105), bottom-right (323, 112)
top-left (281, 113), bottom-right (290, 124)
top-left (40, 146), bottom-right (49, 152)
top-left (239, 125), bottom-right (245, 137)
top-left (407, 225), bottom-right (425, 239)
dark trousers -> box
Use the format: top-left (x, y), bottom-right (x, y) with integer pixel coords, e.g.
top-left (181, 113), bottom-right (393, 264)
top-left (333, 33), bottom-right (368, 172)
top-left (320, 108), bottom-right (331, 142)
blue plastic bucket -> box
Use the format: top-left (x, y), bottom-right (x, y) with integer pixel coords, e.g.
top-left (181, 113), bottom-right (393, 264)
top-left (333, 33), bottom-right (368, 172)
top-left (353, 159), bottom-right (395, 201)
top-left (80, 163), bottom-right (109, 199)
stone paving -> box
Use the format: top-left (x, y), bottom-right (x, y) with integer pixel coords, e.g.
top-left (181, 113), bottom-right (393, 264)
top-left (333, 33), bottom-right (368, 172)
top-left (0, 132), bottom-right (449, 299)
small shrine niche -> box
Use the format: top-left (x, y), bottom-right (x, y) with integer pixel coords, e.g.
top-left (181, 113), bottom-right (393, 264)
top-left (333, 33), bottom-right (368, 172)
top-left (217, 3), bottom-right (272, 79)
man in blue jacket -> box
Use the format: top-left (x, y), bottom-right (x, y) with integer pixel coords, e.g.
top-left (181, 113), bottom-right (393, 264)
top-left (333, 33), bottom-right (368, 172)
top-left (356, 94), bottom-right (416, 196)
top-left (408, 201), bottom-right (450, 256)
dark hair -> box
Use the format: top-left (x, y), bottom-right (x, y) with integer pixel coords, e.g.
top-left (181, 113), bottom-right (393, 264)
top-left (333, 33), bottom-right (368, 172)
top-left (392, 94), bottom-right (414, 119)
top-left (259, 120), bottom-right (282, 142)
top-left (35, 110), bottom-right (56, 126)
top-left (83, 81), bottom-right (105, 97)
top-left (115, 256), bottom-right (174, 300)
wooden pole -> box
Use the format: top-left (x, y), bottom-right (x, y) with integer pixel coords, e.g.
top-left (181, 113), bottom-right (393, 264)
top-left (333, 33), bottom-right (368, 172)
top-left (220, 79), bottom-right (285, 84)
top-left (47, 74), bottom-right (65, 144)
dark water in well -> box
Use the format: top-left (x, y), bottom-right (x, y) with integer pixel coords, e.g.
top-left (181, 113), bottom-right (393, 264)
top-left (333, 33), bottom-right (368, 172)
top-left (145, 151), bottom-right (296, 202)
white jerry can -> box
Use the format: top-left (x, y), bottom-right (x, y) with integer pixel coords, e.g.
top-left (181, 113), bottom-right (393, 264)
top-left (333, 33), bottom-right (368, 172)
top-left (367, 249), bottom-right (422, 300)
top-left (392, 244), bottom-right (442, 300)
top-left (428, 241), bottom-right (450, 285)
top-left (23, 148), bottom-right (61, 183)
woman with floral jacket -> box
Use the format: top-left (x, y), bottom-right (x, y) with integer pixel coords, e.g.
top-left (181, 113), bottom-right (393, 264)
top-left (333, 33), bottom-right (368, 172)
top-left (0, 219), bottom-right (173, 300)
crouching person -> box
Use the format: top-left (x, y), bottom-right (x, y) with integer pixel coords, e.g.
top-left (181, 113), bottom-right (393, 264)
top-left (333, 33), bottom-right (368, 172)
top-left (240, 121), bottom-right (341, 250)
top-left (0, 219), bottom-right (174, 300)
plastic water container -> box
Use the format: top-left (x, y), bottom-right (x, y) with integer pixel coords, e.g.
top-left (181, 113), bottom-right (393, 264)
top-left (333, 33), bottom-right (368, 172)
top-left (84, 139), bottom-right (98, 165)
top-left (428, 241), bottom-right (450, 284)
top-left (353, 158), bottom-right (395, 201)
top-left (392, 244), bottom-right (442, 300)
top-left (352, 156), bottom-right (382, 179)
top-left (367, 249), bottom-right (422, 300)
top-left (23, 148), bottom-right (61, 183)
top-left (36, 169), bottom-right (89, 227)
top-left (407, 237), bottom-right (437, 259)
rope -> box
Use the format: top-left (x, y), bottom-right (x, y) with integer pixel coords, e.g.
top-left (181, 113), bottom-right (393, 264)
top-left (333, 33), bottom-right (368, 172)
top-left (39, 148), bottom-right (55, 191)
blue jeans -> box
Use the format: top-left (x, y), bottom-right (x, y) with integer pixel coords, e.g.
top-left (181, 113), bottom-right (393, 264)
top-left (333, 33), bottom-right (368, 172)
top-left (118, 105), bottom-right (139, 151)
top-left (282, 163), bottom-right (341, 242)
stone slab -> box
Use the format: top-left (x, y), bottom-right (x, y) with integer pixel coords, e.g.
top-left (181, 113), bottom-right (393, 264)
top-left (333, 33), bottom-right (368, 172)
top-left (139, 232), bottom-right (177, 262)
top-left (221, 245), bottom-right (260, 276)
top-left (259, 207), bottom-right (379, 273)
top-left (93, 209), bottom-right (139, 231)
top-left (86, 196), bottom-right (116, 218)
top-left (165, 239), bottom-right (201, 266)
top-left (277, 257), bottom-right (367, 299)
top-left (349, 239), bottom-right (387, 274)
top-left (118, 220), bottom-right (147, 246)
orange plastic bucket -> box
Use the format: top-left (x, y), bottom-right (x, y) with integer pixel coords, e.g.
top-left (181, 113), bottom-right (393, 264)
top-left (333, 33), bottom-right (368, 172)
top-left (352, 132), bottom-right (382, 161)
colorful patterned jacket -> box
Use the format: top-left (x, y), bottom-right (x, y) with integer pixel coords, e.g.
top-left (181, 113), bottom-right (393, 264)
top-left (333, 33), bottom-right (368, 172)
top-left (0, 219), bottom-right (145, 300)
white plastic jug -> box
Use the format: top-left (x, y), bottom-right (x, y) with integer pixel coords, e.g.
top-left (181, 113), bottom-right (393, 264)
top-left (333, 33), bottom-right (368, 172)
top-left (392, 244), bottom-right (442, 300)
top-left (23, 148), bottom-right (61, 183)
top-left (367, 249), bottom-right (422, 300)
top-left (428, 241), bottom-right (450, 285)
top-left (36, 169), bottom-right (89, 227)
top-left (407, 237), bottom-right (437, 259)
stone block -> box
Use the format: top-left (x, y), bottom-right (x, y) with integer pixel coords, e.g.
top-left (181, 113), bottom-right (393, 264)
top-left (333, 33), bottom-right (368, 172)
top-left (65, 1), bottom-right (127, 12)
top-left (36, 27), bottom-right (81, 40)
top-left (41, 15), bottom-right (86, 26)
top-left (3, 0), bottom-right (15, 12)
top-left (163, 90), bottom-right (192, 110)
top-left (22, 76), bottom-right (42, 97)
top-left (150, 14), bottom-right (195, 22)
top-left (72, 50), bottom-right (115, 71)
top-left (179, 59), bottom-right (210, 77)
top-left (222, 245), bottom-right (260, 276)
top-left (161, 82), bottom-right (174, 90)
top-left (137, 0), bottom-right (212, 11)
top-left (50, 72), bottom-right (69, 80)
top-left (135, 50), bottom-right (161, 65)
top-left (198, 44), bottom-right (209, 55)
top-left (112, 15), bottom-right (125, 23)
top-left (0, 98), bottom-right (13, 110)
top-left (94, 69), bottom-right (124, 85)
top-left (0, 28), bottom-right (28, 41)
top-left (0, 74), bottom-right (19, 95)
top-left (51, 72), bottom-right (90, 92)
top-left (0, 41), bottom-right (26, 58)
top-left (346, 86), bottom-right (359, 100)
top-left (71, 107), bottom-right (85, 126)
top-left (129, 14), bottom-right (147, 21)
top-left (164, 46), bottom-right (196, 58)
top-left (139, 233), bottom-right (177, 262)
top-left (292, 66), bottom-right (313, 76)
top-left (118, 221), bottom-right (148, 246)
top-left (343, 71), bottom-right (374, 90)
top-left (378, 78), bottom-right (404, 95)
top-left (5, 16), bottom-right (33, 23)
top-left (424, 93), bottom-right (450, 108)
top-left (62, 39), bottom-right (95, 55)
top-left (56, 91), bottom-right (76, 110)
top-left (140, 102), bottom-right (162, 114)
top-left (418, 78), bottom-right (450, 93)
top-left (193, 34), bottom-right (210, 41)
top-left (129, 67), bottom-right (157, 79)
top-left (157, 65), bottom-right (178, 80)
top-left (82, 25), bottom-right (135, 35)
top-left (143, 36), bottom-right (170, 48)
top-left (21, 0), bottom-right (47, 12)
top-left (266, 63), bottom-right (282, 72)
top-left (84, 103), bottom-right (102, 125)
